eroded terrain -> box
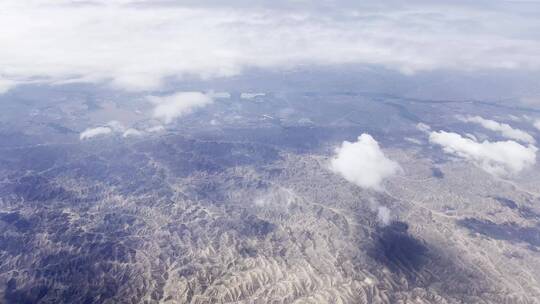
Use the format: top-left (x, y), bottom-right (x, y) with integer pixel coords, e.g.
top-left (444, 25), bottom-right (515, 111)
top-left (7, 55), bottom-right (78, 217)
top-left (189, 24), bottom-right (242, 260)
top-left (1, 87), bottom-right (540, 303)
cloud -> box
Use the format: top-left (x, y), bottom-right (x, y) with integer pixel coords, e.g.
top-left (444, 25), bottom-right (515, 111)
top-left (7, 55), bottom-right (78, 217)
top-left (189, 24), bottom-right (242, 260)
top-left (80, 121), bottom-right (143, 140)
top-left (377, 206), bottom-right (392, 226)
top-left (404, 137), bottom-right (422, 145)
top-left (534, 120), bottom-right (540, 131)
top-left (148, 91), bottom-right (213, 123)
top-left (459, 115), bottom-right (535, 144)
top-left (146, 125), bottom-right (165, 132)
top-left (2, 1), bottom-right (540, 90)
top-left (241, 93), bottom-right (265, 99)
top-left (105, 120), bottom-right (126, 132)
top-left (254, 187), bottom-right (297, 207)
top-left (416, 123), bottom-right (431, 133)
top-left (367, 198), bottom-right (393, 226)
top-left (330, 134), bottom-right (401, 190)
top-left (429, 130), bottom-right (537, 176)
top-left (122, 128), bottom-right (143, 137)
top-left (210, 92), bottom-right (231, 99)
top-left (80, 126), bottom-right (112, 140)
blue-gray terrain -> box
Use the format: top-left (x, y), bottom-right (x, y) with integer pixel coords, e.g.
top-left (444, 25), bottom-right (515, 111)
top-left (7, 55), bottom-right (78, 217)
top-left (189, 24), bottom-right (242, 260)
top-left (1, 69), bottom-right (540, 303)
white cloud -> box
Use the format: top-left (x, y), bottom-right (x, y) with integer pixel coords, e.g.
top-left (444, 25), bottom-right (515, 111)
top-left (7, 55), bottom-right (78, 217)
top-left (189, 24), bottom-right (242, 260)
top-left (80, 121), bottom-right (143, 140)
top-left (122, 128), bottom-right (143, 137)
top-left (105, 120), bottom-right (126, 132)
top-left (2, 1), bottom-right (540, 91)
top-left (241, 93), bottom-right (265, 100)
top-left (146, 125), bottom-right (165, 132)
top-left (148, 91), bottom-right (213, 123)
top-left (254, 187), bottom-right (296, 207)
top-left (416, 123), bottom-right (431, 133)
top-left (534, 120), bottom-right (540, 131)
top-left (210, 92), bottom-right (231, 99)
top-left (404, 137), bottom-right (422, 145)
top-left (429, 130), bottom-right (537, 176)
top-left (459, 115), bottom-right (535, 144)
top-left (330, 134), bottom-right (400, 190)
top-left (80, 126), bottom-right (112, 140)
top-left (508, 114), bottom-right (520, 121)
top-left (377, 206), bottom-right (392, 226)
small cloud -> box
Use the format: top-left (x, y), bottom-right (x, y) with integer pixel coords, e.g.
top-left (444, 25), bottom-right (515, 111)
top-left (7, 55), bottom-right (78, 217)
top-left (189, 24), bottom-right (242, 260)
top-left (377, 206), bottom-right (392, 226)
top-left (464, 133), bottom-right (478, 141)
top-left (122, 128), bottom-right (143, 137)
top-left (148, 91), bottom-right (213, 124)
top-left (459, 115), bottom-right (535, 144)
top-left (106, 120), bottom-right (125, 132)
top-left (508, 114), bottom-right (520, 121)
top-left (429, 130), bottom-right (537, 176)
top-left (146, 125), bottom-right (165, 133)
top-left (298, 118), bottom-right (314, 126)
top-left (0, 79), bottom-right (17, 94)
top-left (368, 198), bottom-right (393, 226)
top-left (241, 92), bottom-right (265, 100)
top-left (210, 92), bottom-right (231, 99)
top-left (404, 137), bottom-right (422, 145)
top-left (330, 134), bottom-right (401, 191)
top-left (534, 120), bottom-right (540, 131)
top-left (80, 126), bottom-right (112, 140)
top-left (254, 187), bottom-right (296, 207)
top-left (80, 121), bottom-right (142, 140)
top-left (416, 123), bottom-right (431, 133)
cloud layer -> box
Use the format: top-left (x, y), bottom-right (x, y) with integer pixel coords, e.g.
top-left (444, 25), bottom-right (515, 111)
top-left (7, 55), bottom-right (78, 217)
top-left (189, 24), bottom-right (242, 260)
top-left (460, 115), bottom-right (535, 144)
top-left (148, 91), bottom-right (213, 123)
top-left (2, 1), bottom-right (540, 91)
top-left (429, 130), bottom-right (537, 176)
top-left (330, 134), bottom-right (400, 190)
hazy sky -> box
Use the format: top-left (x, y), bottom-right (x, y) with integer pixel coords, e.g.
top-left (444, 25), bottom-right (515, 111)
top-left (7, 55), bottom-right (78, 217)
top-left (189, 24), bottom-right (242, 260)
top-left (1, 0), bottom-right (540, 92)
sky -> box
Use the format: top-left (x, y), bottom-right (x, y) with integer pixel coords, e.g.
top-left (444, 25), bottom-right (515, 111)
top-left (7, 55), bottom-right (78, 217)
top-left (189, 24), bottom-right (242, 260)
top-left (2, 0), bottom-right (540, 93)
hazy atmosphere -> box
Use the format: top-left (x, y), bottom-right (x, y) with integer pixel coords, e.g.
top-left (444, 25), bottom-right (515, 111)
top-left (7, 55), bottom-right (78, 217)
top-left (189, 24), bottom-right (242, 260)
top-left (1, 1), bottom-right (540, 303)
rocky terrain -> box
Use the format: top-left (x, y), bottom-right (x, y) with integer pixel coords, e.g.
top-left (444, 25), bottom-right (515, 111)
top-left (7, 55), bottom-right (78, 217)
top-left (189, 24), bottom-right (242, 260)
top-left (1, 86), bottom-right (540, 303)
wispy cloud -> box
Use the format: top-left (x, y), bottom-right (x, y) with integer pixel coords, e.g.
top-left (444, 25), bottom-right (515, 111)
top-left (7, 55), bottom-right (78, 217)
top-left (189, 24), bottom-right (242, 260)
top-left (122, 128), bottom-right (143, 137)
top-left (459, 115), bottom-right (535, 144)
top-left (80, 121), bottom-right (145, 140)
top-left (146, 125), bottom-right (165, 133)
top-left (80, 126), bottom-right (112, 140)
top-left (377, 206), bottom-right (392, 226)
top-left (416, 123), bottom-right (432, 133)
